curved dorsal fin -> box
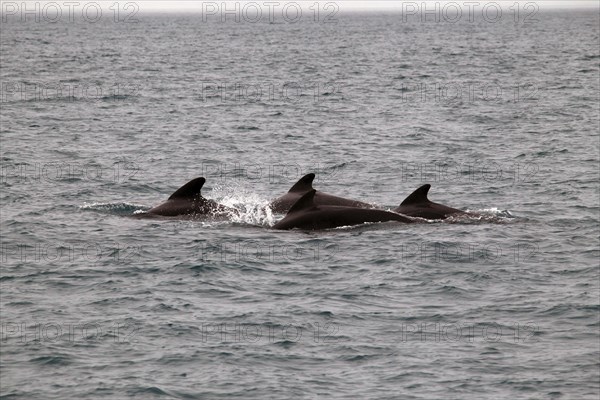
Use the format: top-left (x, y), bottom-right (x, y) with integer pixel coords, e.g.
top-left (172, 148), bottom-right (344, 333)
top-left (400, 184), bottom-right (431, 206)
top-left (288, 173), bottom-right (315, 193)
top-left (287, 189), bottom-right (317, 214)
top-left (168, 177), bottom-right (206, 200)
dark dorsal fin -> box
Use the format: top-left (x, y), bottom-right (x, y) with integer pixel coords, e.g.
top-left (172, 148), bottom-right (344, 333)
top-left (287, 189), bottom-right (317, 214)
top-left (168, 177), bottom-right (206, 200)
top-left (400, 184), bottom-right (432, 206)
top-left (288, 173), bottom-right (315, 193)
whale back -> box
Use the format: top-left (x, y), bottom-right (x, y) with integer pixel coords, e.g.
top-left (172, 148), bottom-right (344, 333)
top-left (399, 184), bottom-right (431, 206)
top-left (287, 189), bottom-right (317, 214)
top-left (395, 184), bottom-right (465, 219)
top-left (288, 173), bottom-right (315, 193)
top-left (168, 177), bottom-right (205, 200)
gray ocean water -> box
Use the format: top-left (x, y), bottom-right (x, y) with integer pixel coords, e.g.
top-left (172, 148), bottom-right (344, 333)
top-left (1, 5), bottom-right (599, 399)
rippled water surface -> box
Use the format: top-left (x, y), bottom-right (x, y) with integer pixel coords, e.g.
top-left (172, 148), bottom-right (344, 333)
top-left (1, 6), bottom-right (599, 399)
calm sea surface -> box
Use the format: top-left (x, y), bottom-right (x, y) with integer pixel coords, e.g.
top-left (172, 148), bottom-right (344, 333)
top-left (1, 6), bottom-right (599, 399)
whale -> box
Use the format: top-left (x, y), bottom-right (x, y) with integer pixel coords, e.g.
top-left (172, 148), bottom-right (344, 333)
top-left (394, 184), bottom-right (466, 220)
top-left (137, 177), bottom-right (233, 218)
top-left (273, 189), bottom-right (415, 230)
top-left (270, 173), bottom-right (374, 213)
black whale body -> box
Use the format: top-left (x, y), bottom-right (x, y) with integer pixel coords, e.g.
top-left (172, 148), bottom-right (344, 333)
top-left (394, 184), bottom-right (467, 220)
top-left (133, 176), bottom-right (470, 223)
top-left (273, 189), bottom-right (414, 230)
top-left (270, 173), bottom-right (373, 214)
top-left (136, 177), bottom-right (233, 218)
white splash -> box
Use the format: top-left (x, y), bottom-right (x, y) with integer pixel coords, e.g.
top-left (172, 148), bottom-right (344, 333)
top-left (210, 184), bottom-right (277, 226)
